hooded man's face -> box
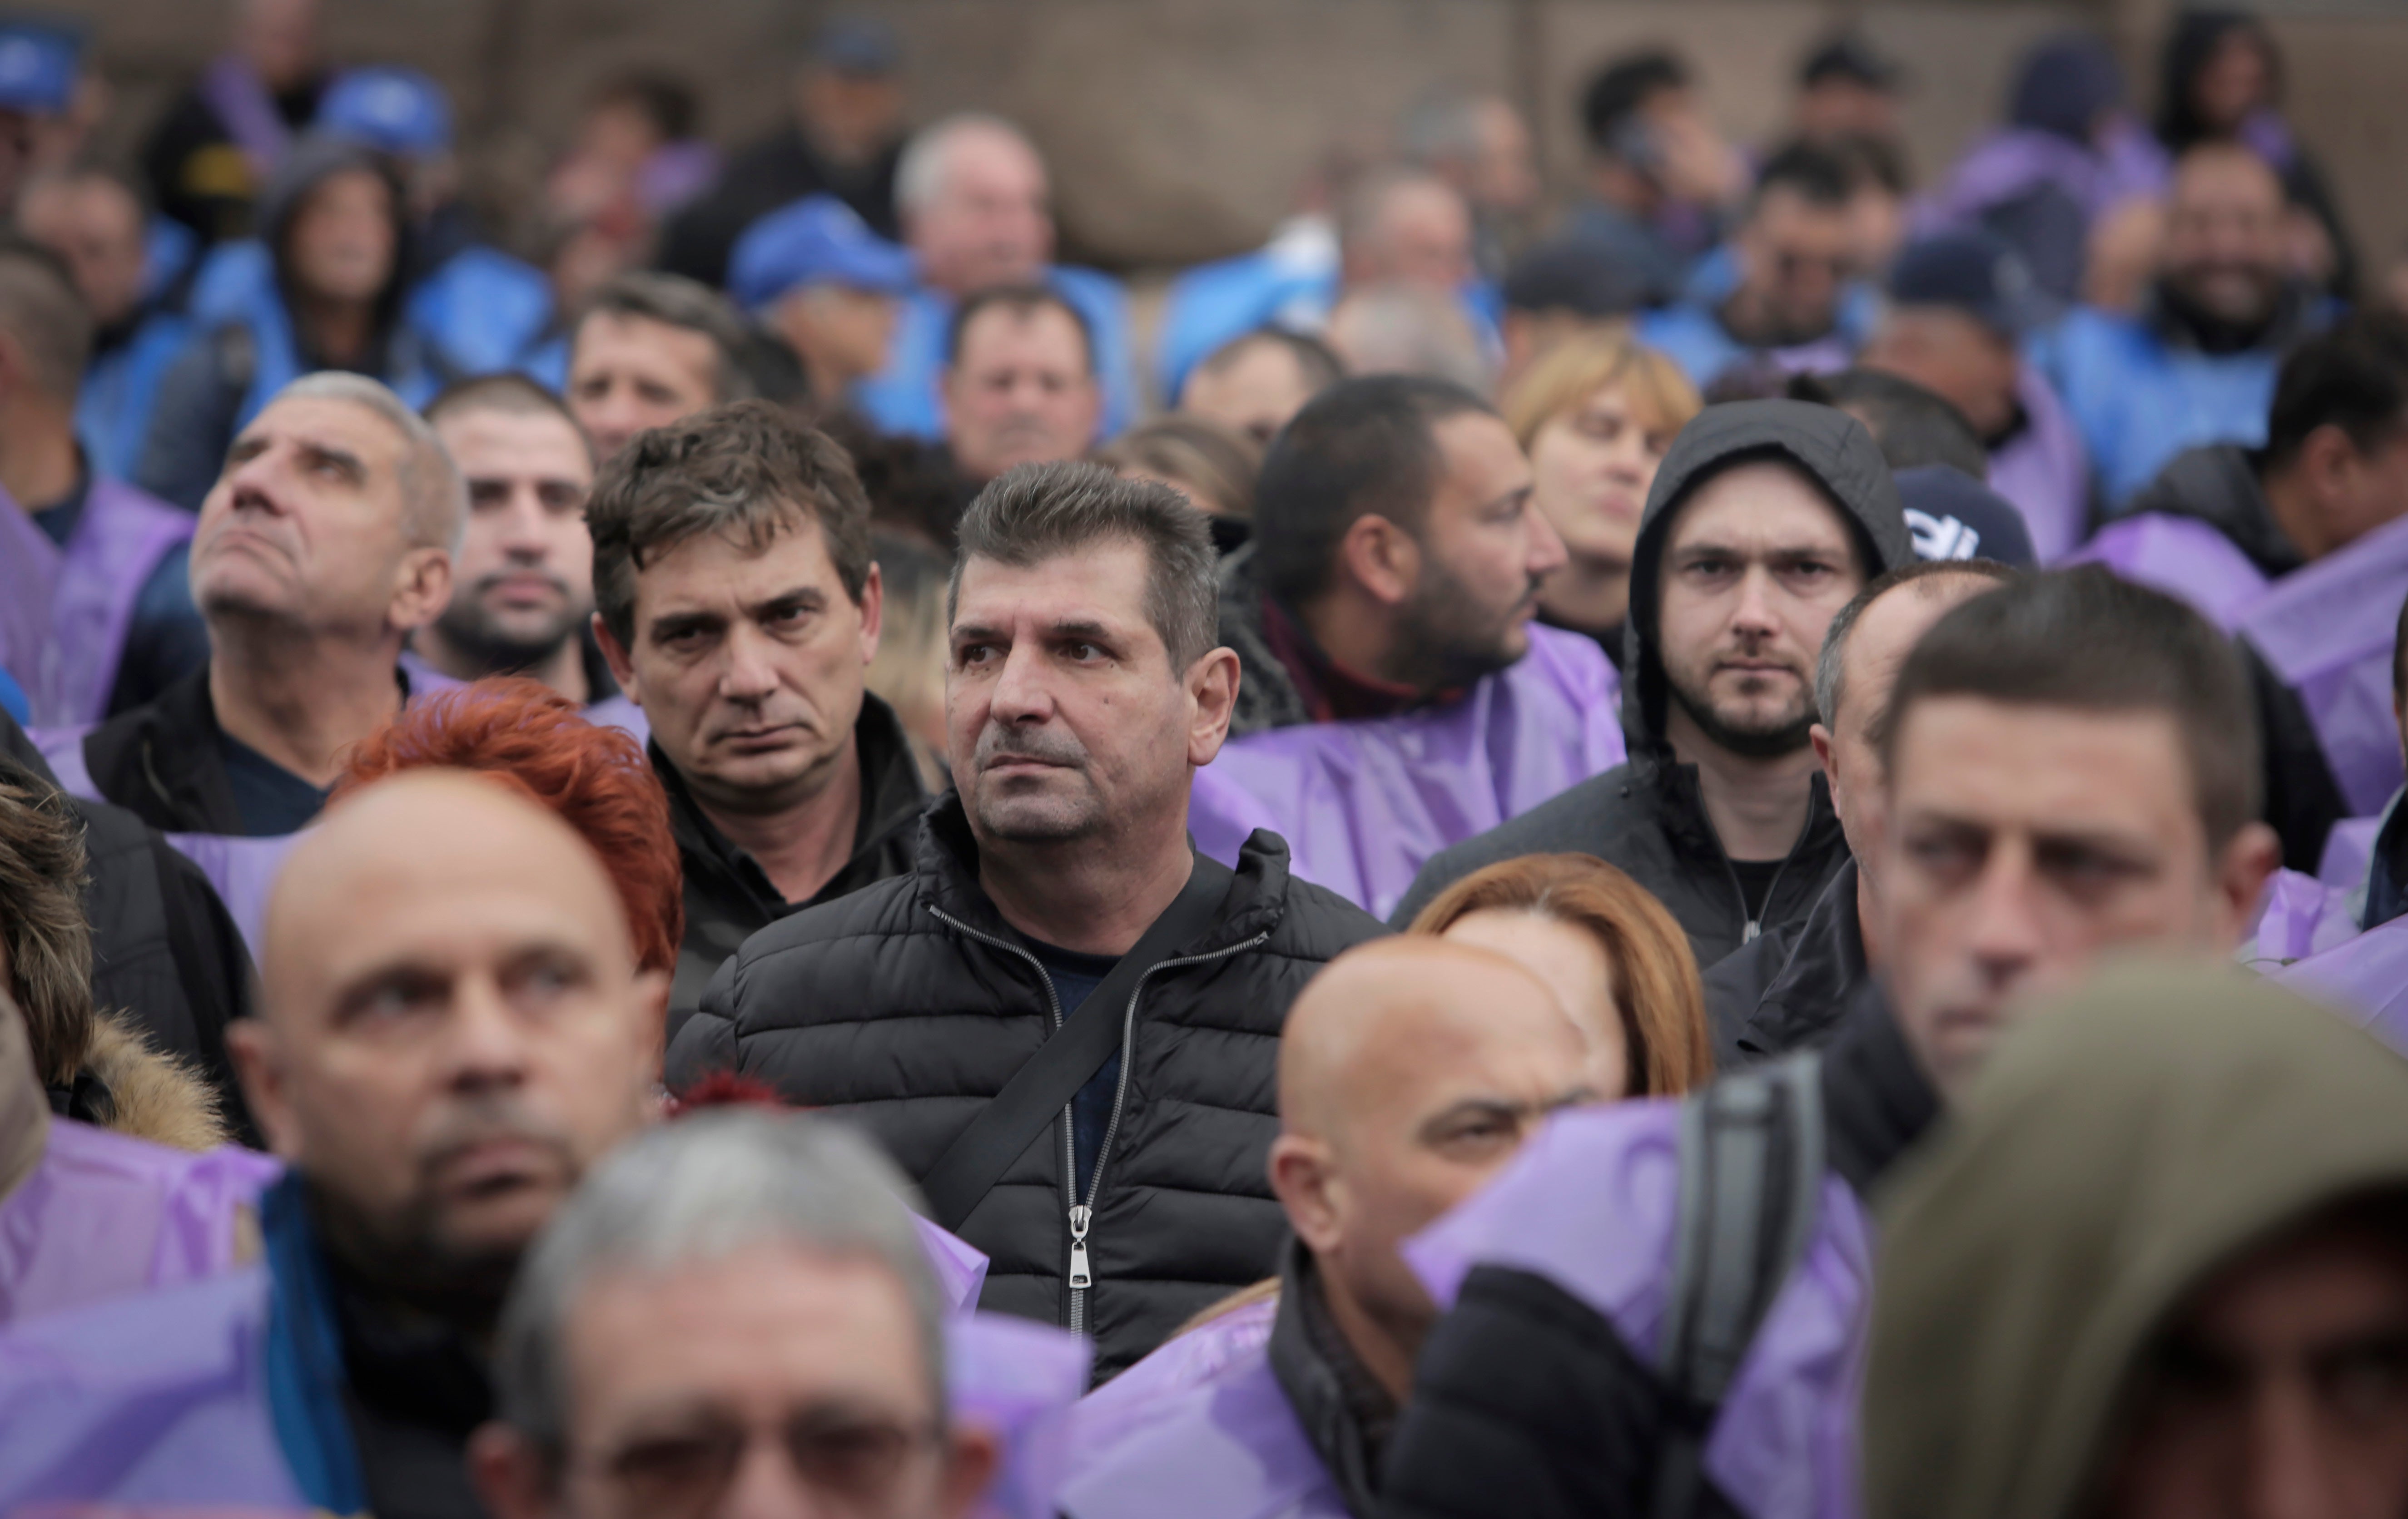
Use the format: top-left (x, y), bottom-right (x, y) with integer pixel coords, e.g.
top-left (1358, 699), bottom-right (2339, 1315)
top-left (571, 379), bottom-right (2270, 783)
top-left (1656, 460), bottom-right (1864, 760)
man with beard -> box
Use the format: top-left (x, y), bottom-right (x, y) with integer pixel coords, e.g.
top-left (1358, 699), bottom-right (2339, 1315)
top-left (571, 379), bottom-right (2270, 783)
top-left (2051, 141), bottom-right (2327, 506)
top-left (1219, 375), bottom-right (1568, 738)
top-left (668, 461), bottom-right (1384, 1378)
top-left (1395, 400), bottom-right (1913, 971)
top-left (412, 377), bottom-right (620, 710)
top-left (586, 399), bottom-right (927, 1029)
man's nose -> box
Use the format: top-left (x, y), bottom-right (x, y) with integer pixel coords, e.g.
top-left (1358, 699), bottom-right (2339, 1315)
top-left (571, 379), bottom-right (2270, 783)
top-left (2244, 1381), bottom-right (2342, 1519)
top-left (717, 623), bottom-right (783, 702)
top-left (1730, 566), bottom-right (1782, 635)
top-left (1524, 500), bottom-right (1569, 578)
top-left (495, 490), bottom-right (551, 557)
top-left (1962, 843), bottom-right (2049, 990)
top-left (443, 975), bottom-right (534, 1091)
top-left (988, 640), bottom-right (1054, 722)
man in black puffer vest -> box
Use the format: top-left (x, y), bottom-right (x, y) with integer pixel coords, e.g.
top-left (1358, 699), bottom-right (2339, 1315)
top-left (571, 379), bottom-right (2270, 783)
top-left (667, 462), bottom-right (1385, 1378)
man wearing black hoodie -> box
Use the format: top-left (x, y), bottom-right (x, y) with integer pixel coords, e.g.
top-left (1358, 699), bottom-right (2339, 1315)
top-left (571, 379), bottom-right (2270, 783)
top-left (1393, 400), bottom-right (1913, 975)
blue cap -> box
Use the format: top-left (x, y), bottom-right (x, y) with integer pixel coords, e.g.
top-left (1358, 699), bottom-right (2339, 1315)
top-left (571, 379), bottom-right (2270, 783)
top-left (0, 20), bottom-right (79, 116)
top-left (1888, 231), bottom-right (2052, 338)
top-left (1897, 465), bottom-right (2037, 568)
top-left (318, 66), bottom-right (453, 158)
top-left (730, 194), bottom-right (915, 309)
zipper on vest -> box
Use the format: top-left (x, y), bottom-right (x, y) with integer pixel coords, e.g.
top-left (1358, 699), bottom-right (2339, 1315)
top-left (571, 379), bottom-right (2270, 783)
top-left (1067, 1203), bottom-right (1093, 1287)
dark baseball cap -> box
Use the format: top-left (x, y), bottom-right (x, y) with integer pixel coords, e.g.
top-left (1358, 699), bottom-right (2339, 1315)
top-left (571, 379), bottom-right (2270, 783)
top-left (812, 17), bottom-right (900, 76)
top-left (1503, 238), bottom-right (1653, 319)
top-left (1888, 231), bottom-right (2053, 339)
top-left (1897, 464), bottom-right (2036, 568)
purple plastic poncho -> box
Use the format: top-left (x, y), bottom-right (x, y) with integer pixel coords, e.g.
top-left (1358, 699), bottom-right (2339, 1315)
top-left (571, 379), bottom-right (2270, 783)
top-left (1988, 368), bottom-right (2090, 564)
top-left (1191, 625), bottom-right (1624, 920)
top-left (2320, 812), bottom-right (2387, 890)
top-left (2277, 916), bottom-right (2408, 1056)
top-left (1405, 1100), bottom-right (1875, 1519)
top-left (0, 1118), bottom-right (280, 1326)
top-left (2061, 512), bottom-right (2270, 629)
top-left (2248, 868), bottom-right (2361, 968)
top-left (9, 479), bottom-right (194, 730)
top-left (1068, 1293), bottom-right (1277, 1466)
top-left (950, 1311), bottom-right (1092, 1519)
top-left (2235, 512), bottom-right (2408, 817)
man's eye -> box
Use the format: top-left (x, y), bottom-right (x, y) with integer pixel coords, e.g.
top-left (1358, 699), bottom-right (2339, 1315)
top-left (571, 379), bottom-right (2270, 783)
top-left (1066, 642), bottom-right (1102, 661)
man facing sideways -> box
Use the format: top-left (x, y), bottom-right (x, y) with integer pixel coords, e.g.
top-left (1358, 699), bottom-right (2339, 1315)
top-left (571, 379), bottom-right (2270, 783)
top-left (1703, 559), bottom-right (2015, 1063)
top-left (1219, 374), bottom-right (1567, 738)
top-left (414, 375), bottom-right (616, 707)
top-left (472, 1109), bottom-right (1002, 1519)
top-left (941, 284), bottom-right (1104, 486)
top-left (587, 399), bottom-right (925, 1030)
top-left (566, 270), bottom-right (755, 462)
top-left (1865, 963), bottom-right (2408, 1519)
top-left (1056, 938), bottom-right (1594, 1519)
top-left (49, 372), bottom-right (457, 837)
top-left (1395, 400), bottom-right (1913, 971)
top-left (1383, 569), bottom-right (2279, 1519)
top-left (668, 463), bottom-right (1385, 1378)
top-left (0, 772), bottom-right (670, 1516)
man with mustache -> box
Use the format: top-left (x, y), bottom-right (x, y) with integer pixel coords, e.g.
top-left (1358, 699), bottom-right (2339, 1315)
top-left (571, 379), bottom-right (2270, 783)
top-left (587, 399), bottom-right (927, 1031)
top-left (41, 371), bottom-right (459, 838)
top-left (412, 376), bottom-right (623, 711)
top-left (668, 461), bottom-right (1384, 1378)
top-left (1396, 400), bottom-right (1912, 983)
top-left (940, 284), bottom-right (1104, 485)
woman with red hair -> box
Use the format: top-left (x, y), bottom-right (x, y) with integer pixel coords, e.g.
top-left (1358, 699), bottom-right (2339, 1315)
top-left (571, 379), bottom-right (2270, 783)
top-left (333, 678), bottom-right (683, 977)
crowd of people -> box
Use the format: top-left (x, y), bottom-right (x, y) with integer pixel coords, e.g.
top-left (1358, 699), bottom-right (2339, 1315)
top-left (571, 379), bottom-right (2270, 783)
top-left (2, 1), bottom-right (2408, 1516)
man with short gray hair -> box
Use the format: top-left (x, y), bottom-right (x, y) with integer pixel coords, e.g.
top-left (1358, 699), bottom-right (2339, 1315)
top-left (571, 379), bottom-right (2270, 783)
top-left (471, 1108), bottom-right (1001, 1519)
top-left (45, 371), bottom-right (461, 837)
top-left (670, 460), bottom-right (1385, 1379)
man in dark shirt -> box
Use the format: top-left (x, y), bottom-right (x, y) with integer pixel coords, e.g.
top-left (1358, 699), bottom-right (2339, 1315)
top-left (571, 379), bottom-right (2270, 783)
top-left (656, 18), bottom-right (909, 288)
top-left (587, 398), bottom-right (925, 1032)
top-left (58, 372), bottom-right (461, 838)
top-left (139, 0), bottom-right (328, 246)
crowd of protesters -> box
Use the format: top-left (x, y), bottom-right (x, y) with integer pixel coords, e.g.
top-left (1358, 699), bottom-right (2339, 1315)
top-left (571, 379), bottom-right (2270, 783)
top-left (2, 2), bottom-right (2408, 1516)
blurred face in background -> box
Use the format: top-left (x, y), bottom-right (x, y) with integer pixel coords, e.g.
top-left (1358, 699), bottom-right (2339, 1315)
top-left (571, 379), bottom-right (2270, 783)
top-left (1528, 381), bottom-right (1677, 580)
top-left (942, 302), bottom-right (1099, 482)
top-left (907, 125), bottom-right (1051, 297)
top-left (286, 168), bottom-right (397, 305)
top-left (20, 172), bottom-right (148, 328)
top-left (1181, 336), bottom-right (1325, 447)
top-left (568, 312), bottom-right (721, 460)
top-left (1862, 307), bottom-right (2022, 440)
top-left (1736, 185), bottom-right (1854, 344)
top-left (431, 405), bottom-right (596, 674)
top-left (2160, 147), bottom-right (2289, 331)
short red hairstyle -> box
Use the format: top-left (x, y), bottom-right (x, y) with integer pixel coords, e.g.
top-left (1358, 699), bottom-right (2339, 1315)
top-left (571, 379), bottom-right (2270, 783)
top-left (332, 678), bottom-right (684, 975)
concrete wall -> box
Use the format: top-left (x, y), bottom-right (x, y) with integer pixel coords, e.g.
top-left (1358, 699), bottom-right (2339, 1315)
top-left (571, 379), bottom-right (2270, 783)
top-left (55, 0), bottom-right (2408, 279)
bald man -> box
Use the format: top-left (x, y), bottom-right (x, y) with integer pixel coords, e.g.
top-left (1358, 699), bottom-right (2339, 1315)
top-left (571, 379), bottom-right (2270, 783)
top-left (0, 772), bottom-right (663, 1516)
top-left (1056, 939), bottom-right (1595, 1519)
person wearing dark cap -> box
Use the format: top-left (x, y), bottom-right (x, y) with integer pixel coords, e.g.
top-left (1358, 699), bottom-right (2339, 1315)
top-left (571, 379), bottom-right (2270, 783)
top-left (1896, 464), bottom-right (2037, 568)
top-left (1793, 30), bottom-right (1906, 151)
top-left (1923, 33), bottom-right (2168, 306)
top-left (1496, 237), bottom-right (1655, 388)
top-left (1863, 230), bottom-right (2090, 559)
top-left (0, 19), bottom-right (80, 218)
top-left (1564, 50), bottom-right (1745, 309)
top-left (1394, 400), bottom-right (1916, 972)
top-left (657, 16), bottom-right (908, 288)
top-left (729, 192), bottom-right (914, 414)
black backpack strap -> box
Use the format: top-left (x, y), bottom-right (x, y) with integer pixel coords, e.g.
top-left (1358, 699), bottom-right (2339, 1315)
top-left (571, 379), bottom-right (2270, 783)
top-left (919, 852), bottom-right (1236, 1232)
top-left (1650, 1051), bottom-right (1827, 1519)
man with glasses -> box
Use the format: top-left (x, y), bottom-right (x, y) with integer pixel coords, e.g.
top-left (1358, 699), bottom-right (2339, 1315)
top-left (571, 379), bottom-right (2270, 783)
top-left (472, 1108), bottom-right (1001, 1519)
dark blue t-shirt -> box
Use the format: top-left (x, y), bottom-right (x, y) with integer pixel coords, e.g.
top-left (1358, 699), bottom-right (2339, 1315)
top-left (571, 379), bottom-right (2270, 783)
top-left (1025, 938), bottom-right (1123, 1200)
top-left (217, 731), bottom-right (331, 837)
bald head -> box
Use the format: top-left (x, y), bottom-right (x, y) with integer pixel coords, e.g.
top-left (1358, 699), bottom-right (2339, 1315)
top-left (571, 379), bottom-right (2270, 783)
top-left (238, 771), bottom-right (666, 1301)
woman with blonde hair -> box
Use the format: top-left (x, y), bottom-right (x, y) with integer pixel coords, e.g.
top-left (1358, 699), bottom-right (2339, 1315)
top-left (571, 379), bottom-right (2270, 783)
top-left (1407, 851), bottom-right (1711, 1098)
top-left (1500, 327), bottom-right (1701, 668)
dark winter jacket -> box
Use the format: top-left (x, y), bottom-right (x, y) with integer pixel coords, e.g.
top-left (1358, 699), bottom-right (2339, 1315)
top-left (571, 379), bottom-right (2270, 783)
top-left (1391, 401), bottom-right (1915, 970)
top-left (657, 126), bottom-right (904, 288)
top-left (663, 793), bottom-right (1385, 1377)
top-left (1380, 986), bottom-right (1940, 1519)
top-left (1701, 859), bottom-right (1870, 1069)
top-left (1218, 545), bottom-right (1314, 739)
top-left (655, 692), bottom-right (927, 1043)
top-left (2120, 443), bottom-right (2305, 579)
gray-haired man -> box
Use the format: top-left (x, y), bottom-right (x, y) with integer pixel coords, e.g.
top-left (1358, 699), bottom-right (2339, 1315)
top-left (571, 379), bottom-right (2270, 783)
top-left (668, 462), bottom-right (1385, 1379)
top-left (472, 1108), bottom-right (1000, 1519)
top-left (51, 371), bottom-right (461, 836)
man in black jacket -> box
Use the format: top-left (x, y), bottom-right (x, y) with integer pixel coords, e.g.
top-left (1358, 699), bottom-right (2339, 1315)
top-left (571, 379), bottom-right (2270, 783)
top-left (587, 400), bottom-right (925, 1034)
top-left (667, 461), bottom-right (1385, 1377)
top-left (1393, 400), bottom-right (1915, 972)
top-left (1703, 559), bottom-right (2012, 1063)
top-left (56, 371), bottom-right (460, 839)
top-left (1380, 570), bottom-right (2280, 1519)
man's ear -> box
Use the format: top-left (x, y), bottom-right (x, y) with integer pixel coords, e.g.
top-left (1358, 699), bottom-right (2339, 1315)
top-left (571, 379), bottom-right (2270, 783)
top-left (856, 560), bottom-right (885, 665)
top-left (227, 1017), bottom-right (303, 1162)
top-left (1267, 1134), bottom-right (1342, 1254)
top-left (1808, 721), bottom-right (1836, 777)
top-left (1335, 513), bottom-right (1421, 609)
top-left (468, 1423), bottom-right (561, 1519)
top-left (631, 966), bottom-right (671, 1093)
top-left (592, 614), bottom-right (639, 708)
top-left (2213, 821), bottom-right (2284, 949)
top-left (1185, 647), bottom-right (1241, 768)
top-left (390, 547), bottom-right (454, 634)
top-left (938, 1424), bottom-right (1003, 1519)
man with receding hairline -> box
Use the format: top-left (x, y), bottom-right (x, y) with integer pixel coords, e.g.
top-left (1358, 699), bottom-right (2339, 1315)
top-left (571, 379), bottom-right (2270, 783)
top-left (0, 770), bottom-right (669, 1514)
top-left (1059, 937), bottom-right (1593, 1519)
top-left (37, 372), bottom-right (461, 840)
